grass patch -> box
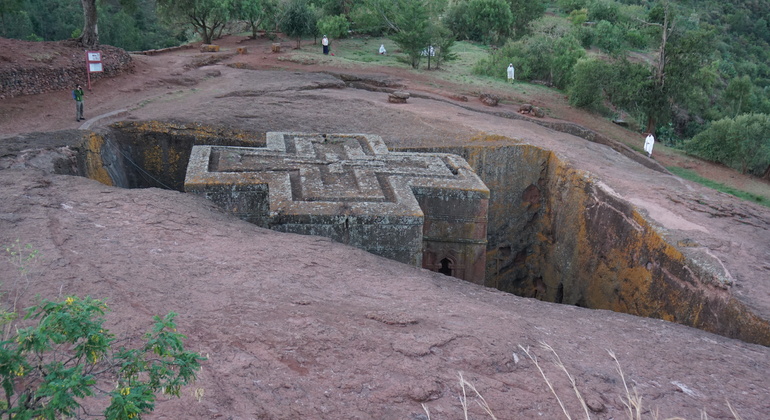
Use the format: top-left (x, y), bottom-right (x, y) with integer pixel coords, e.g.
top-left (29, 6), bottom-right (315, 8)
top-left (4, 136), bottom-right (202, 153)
top-left (667, 166), bottom-right (770, 208)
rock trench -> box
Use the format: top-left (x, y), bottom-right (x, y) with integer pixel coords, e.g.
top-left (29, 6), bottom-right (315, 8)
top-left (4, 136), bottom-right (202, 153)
top-left (64, 121), bottom-right (770, 347)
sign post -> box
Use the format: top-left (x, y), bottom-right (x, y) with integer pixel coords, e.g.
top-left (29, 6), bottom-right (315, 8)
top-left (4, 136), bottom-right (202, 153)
top-left (85, 51), bottom-right (103, 90)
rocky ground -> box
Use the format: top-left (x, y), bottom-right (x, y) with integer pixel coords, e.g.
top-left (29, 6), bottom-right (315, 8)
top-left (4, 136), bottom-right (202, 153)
top-left (1, 35), bottom-right (770, 419)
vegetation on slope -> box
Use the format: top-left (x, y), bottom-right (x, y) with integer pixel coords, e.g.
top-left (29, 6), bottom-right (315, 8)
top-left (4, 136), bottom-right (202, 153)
top-left (1, 0), bottom-right (768, 187)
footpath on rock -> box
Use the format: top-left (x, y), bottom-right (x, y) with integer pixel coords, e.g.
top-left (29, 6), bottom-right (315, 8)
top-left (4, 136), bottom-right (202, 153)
top-left (1, 35), bottom-right (770, 419)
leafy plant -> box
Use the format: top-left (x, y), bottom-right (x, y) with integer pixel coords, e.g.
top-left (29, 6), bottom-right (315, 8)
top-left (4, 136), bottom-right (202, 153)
top-left (317, 13), bottom-right (349, 39)
top-left (0, 296), bottom-right (205, 419)
top-left (279, 0), bottom-right (316, 49)
top-left (685, 113), bottom-right (770, 176)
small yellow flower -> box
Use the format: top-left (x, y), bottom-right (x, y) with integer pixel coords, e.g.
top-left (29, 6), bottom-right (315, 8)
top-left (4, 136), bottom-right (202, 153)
top-left (65, 297), bottom-right (75, 305)
top-left (120, 387), bottom-right (131, 396)
top-left (14, 366), bottom-right (25, 377)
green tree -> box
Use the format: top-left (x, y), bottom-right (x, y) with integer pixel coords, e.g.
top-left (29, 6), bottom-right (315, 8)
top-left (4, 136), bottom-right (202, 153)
top-left (317, 13), bottom-right (349, 40)
top-left (594, 20), bottom-right (625, 56)
top-left (279, 0), bottom-right (316, 49)
top-left (568, 57), bottom-right (609, 110)
top-left (446, 0), bottom-right (513, 44)
top-left (637, 1), bottom-right (716, 133)
top-left (587, 0), bottom-right (619, 23)
top-left (0, 296), bottom-right (204, 419)
top-left (427, 23), bottom-right (457, 70)
top-left (558, 0), bottom-right (587, 13)
top-left (0, 0), bottom-right (23, 35)
top-left (724, 75), bottom-right (753, 117)
top-left (685, 113), bottom-right (770, 176)
top-left (232, 0), bottom-right (278, 39)
top-left (505, 0), bottom-right (546, 38)
top-left (157, 0), bottom-right (230, 44)
top-left (389, 0), bottom-right (432, 68)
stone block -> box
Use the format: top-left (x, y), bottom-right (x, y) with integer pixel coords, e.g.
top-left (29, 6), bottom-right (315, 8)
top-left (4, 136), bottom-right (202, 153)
top-left (271, 43), bottom-right (281, 53)
top-left (388, 91), bottom-right (410, 104)
top-left (185, 132), bottom-right (489, 283)
top-left (200, 44), bottom-right (220, 52)
top-left (237, 47), bottom-right (248, 55)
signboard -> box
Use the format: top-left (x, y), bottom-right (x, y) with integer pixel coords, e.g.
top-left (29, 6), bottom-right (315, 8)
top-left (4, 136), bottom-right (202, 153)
top-left (85, 50), bottom-right (103, 90)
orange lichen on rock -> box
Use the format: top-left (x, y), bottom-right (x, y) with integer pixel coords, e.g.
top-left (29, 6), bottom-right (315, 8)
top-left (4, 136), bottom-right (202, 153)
top-left (81, 133), bottom-right (113, 186)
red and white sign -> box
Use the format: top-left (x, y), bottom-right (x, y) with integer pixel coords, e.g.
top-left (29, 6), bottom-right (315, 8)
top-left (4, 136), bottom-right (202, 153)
top-left (85, 50), bottom-right (103, 90)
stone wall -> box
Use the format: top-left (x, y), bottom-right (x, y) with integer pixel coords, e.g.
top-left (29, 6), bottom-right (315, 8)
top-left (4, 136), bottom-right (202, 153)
top-left (0, 42), bottom-right (134, 99)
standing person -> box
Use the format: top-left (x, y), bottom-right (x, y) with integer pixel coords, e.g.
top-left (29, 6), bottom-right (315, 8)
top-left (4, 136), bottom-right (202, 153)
top-left (643, 133), bottom-right (655, 158)
top-left (507, 63), bottom-right (515, 83)
top-left (72, 84), bottom-right (84, 121)
top-left (322, 35), bottom-right (329, 55)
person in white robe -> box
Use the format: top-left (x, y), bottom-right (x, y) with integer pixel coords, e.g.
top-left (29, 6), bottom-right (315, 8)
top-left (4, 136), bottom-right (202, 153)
top-left (507, 63), bottom-right (515, 82)
top-left (644, 133), bottom-right (655, 157)
top-left (379, 44), bottom-right (386, 55)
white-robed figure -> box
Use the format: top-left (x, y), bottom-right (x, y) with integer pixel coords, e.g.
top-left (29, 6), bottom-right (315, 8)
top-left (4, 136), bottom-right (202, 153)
top-left (322, 35), bottom-right (329, 55)
top-left (379, 44), bottom-right (386, 55)
top-left (644, 133), bottom-right (655, 157)
top-left (507, 63), bottom-right (515, 82)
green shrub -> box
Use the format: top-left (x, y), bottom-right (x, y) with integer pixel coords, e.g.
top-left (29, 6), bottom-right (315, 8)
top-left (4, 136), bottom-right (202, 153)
top-left (0, 296), bottom-right (205, 419)
top-left (317, 14), bottom-right (349, 39)
top-left (568, 57), bottom-right (608, 110)
top-left (685, 113), bottom-right (770, 175)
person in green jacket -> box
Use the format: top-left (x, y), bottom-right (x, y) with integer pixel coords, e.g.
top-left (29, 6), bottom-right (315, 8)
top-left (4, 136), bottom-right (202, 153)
top-left (72, 84), bottom-right (84, 121)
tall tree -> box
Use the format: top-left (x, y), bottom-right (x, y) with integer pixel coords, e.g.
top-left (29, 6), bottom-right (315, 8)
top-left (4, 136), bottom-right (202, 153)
top-left (279, 0), bottom-right (315, 49)
top-left (232, 0), bottom-right (278, 39)
top-left (446, 0), bottom-right (513, 44)
top-left (79, 0), bottom-right (136, 48)
top-left (389, 0), bottom-right (431, 68)
top-left (157, 0), bottom-right (230, 44)
top-left (637, 1), bottom-right (715, 133)
top-left (79, 0), bottom-right (99, 47)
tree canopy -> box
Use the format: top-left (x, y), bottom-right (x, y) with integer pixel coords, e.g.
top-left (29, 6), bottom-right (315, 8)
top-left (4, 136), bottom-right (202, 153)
top-left (157, 0), bottom-right (230, 45)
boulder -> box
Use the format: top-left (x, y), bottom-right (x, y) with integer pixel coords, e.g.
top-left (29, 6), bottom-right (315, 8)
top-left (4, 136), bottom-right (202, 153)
top-left (479, 93), bottom-right (499, 106)
top-left (388, 91), bottom-right (410, 104)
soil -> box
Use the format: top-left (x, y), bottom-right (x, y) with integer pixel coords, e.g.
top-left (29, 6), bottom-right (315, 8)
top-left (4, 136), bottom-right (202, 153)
top-left (1, 35), bottom-right (770, 419)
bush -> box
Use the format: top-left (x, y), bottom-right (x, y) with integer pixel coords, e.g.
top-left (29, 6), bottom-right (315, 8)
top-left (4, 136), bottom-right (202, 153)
top-left (685, 113), bottom-right (770, 175)
top-left (317, 14), bottom-right (349, 39)
top-left (446, 0), bottom-right (513, 44)
top-left (0, 296), bottom-right (205, 419)
top-left (568, 57), bottom-right (608, 110)
top-left (594, 20), bottom-right (625, 56)
top-left (558, 0), bottom-right (588, 13)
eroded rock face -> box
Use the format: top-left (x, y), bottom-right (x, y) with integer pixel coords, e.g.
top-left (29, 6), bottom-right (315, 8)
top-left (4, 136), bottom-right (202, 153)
top-left (402, 144), bottom-right (770, 346)
top-left (18, 123), bottom-right (770, 346)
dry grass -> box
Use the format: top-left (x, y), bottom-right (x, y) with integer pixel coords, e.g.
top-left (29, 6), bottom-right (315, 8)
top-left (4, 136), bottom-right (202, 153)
top-left (515, 341), bottom-right (743, 420)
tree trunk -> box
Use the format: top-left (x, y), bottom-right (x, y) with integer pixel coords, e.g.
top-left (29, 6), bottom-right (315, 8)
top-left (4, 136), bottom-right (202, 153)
top-left (646, 115), bottom-right (656, 135)
top-left (79, 0), bottom-right (98, 48)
